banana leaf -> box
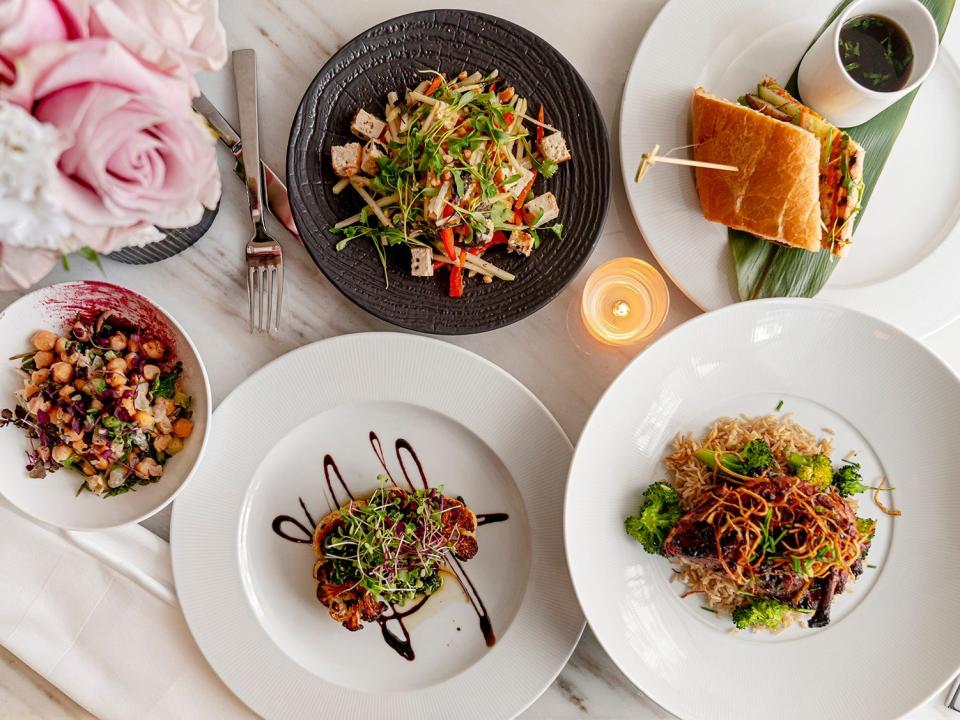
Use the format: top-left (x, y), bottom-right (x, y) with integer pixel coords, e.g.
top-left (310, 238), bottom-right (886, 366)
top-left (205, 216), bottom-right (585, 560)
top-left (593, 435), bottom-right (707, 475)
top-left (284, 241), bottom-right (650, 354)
top-left (731, 0), bottom-right (956, 300)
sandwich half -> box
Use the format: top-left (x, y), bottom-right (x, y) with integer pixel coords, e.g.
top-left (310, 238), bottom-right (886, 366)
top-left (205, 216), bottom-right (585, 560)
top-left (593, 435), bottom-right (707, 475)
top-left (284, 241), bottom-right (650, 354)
top-left (692, 78), bottom-right (865, 256)
top-left (692, 87), bottom-right (822, 252)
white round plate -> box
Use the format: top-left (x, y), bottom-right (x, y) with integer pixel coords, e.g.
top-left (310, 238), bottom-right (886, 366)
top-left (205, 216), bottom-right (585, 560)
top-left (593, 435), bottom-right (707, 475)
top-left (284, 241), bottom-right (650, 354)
top-left (621, 0), bottom-right (960, 337)
top-left (565, 300), bottom-right (960, 720)
top-left (0, 281), bottom-right (210, 530)
top-left (171, 333), bottom-right (583, 720)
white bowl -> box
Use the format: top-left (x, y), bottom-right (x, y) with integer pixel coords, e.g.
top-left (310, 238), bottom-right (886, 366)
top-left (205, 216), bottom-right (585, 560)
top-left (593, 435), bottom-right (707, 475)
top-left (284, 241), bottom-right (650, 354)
top-left (0, 281), bottom-right (211, 530)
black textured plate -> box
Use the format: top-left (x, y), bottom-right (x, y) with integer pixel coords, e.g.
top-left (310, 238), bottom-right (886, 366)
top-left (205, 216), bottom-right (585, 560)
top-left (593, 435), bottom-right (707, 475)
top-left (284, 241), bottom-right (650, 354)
top-left (287, 9), bottom-right (610, 335)
top-left (108, 202), bottom-right (220, 265)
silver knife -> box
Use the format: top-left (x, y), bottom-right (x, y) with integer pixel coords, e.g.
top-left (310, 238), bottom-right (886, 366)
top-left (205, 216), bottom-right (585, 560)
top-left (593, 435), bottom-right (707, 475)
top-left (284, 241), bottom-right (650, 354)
top-left (192, 93), bottom-right (300, 241)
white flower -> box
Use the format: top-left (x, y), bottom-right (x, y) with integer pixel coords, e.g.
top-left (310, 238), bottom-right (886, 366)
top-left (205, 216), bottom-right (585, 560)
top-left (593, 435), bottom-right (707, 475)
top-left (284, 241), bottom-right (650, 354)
top-left (0, 100), bottom-right (73, 250)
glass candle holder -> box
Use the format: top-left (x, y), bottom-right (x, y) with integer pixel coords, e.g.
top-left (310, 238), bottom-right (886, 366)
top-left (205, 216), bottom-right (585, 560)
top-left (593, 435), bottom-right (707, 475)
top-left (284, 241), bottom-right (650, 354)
top-left (580, 258), bottom-right (669, 346)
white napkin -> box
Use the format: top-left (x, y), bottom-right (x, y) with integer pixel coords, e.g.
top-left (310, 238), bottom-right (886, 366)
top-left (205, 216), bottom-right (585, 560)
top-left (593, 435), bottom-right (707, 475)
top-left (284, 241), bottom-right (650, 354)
top-left (0, 501), bottom-right (255, 720)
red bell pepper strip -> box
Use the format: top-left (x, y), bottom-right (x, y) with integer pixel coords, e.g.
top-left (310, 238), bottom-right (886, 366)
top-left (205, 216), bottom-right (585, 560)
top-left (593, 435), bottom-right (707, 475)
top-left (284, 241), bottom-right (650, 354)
top-left (449, 252), bottom-right (465, 297)
top-left (536, 104), bottom-right (545, 146)
top-left (469, 231), bottom-right (508, 255)
top-left (504, 112), bottom-right (515, 125)
top-left (513, 170), bottom-right (537, 210)
top-left (439, 226), bottom-right (456, 261)
top-left (425, 74), bottom-right (443, 97)
top-left (442, 203), bottom-right (455, 218)
top-left (513, 209), bottom-right (524, 226)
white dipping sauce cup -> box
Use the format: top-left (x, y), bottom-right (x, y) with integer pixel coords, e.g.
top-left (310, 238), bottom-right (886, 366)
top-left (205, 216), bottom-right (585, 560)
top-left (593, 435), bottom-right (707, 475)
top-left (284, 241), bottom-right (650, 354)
top-left (798, 0), bottom-right (939, 128)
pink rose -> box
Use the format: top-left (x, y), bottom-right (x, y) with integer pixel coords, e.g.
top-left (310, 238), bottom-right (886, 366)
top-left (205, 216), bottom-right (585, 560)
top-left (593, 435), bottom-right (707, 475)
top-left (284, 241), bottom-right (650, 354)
top-left (4, 39), bottom-right (219, 246)
top-left (0, 0), bottom-right (88, 83)
top-left (88, 0), bottom-right (226, 92)
top-left (0, 244), bottom-right (59, 291)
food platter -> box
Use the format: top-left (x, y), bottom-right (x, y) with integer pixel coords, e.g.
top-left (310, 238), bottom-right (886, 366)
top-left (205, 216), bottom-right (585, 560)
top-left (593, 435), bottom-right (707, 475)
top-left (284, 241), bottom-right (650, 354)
top-left (564, 299), bottom-right (960, 719)
top-left (620, 0), bottom-right (960, 337)
top-left (171, 333), bottom-right (583, 719)
top-left (287, 9), bottom-right (610, 335)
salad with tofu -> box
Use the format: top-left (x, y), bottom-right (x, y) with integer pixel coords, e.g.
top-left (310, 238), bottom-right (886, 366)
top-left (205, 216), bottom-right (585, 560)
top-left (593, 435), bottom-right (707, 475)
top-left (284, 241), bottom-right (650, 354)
top-left (329, 69), bottom-right (571, 297)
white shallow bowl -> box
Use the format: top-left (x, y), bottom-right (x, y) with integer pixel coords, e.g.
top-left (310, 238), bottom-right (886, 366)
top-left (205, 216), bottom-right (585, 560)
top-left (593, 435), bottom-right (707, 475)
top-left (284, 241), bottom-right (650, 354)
top-left (170, 332), bottom-right (583, 720)
top-left (620, 0), bottom-right (960, 337)
top-left (0, 281), bottom-right (210, 530)
top-left (565, 300), bottom-right (960, 720)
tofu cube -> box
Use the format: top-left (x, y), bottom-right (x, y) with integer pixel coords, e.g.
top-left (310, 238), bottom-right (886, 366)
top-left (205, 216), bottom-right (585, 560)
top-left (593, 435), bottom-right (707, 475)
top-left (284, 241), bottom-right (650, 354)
top-left (504, 167), bottom-right (535, 199)
top-left (350, 109), bottom-right (386, 141)
top-left (361, 140), bottom-right (385, 175)
top-left (330, 142), bottom-right (362, 177)
top-left (522, 192), bottom-right (559, 226)
top-left (476, 219), bottom-right (495, 244)
top-left (410, 246), bottom-right (434, 277)
top-left (507, 230), bottom-right (534, 257)
top-left (539, 131), bottom-right (571, 164)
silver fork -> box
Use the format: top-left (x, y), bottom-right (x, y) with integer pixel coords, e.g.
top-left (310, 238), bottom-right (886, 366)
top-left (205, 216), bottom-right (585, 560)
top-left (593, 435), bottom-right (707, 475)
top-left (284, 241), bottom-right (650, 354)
top-left (233, 49), bottom-right (283, 333)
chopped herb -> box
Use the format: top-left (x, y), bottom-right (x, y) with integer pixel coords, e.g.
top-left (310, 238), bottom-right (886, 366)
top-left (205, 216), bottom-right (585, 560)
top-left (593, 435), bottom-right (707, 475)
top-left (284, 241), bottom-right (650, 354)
top-left (775, 399), bottom-right (784, 411)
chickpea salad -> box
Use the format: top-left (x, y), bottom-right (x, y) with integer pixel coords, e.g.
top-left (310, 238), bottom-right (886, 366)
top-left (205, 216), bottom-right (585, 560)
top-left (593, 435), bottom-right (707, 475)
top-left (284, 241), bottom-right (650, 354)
top-left (0, 312), bottom-right (194, 497)
top-left (329, 69), bottom-right (571, 298)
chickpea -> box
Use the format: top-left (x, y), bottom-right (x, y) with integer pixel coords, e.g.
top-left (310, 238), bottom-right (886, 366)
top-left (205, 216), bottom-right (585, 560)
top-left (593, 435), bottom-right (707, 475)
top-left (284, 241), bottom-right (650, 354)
top-left (120, 398), bottom-right (135, 415)
top-left (31, 369), bottom-right (50, 385)
top-left (463, 147), bottom-right (472, 159)
top-left (81, 461), bottom-right (96, 477)
top-left (106, 357), bottom-right (127, 373)
top-left (498, 86), bottom-right (515, 103)
top-left (22, 384), bottom-right (39, 399)
top-left (86, 475), bottom-right (106, 494)
top-left (127, 336), bottom-right (140, 353)
top-left (54, 336), bottom-right (70, 354)
top-left (58, 384), bottom-right (75, 400)
top-left (26, 395), bottom-right (50, 415)
top-left (154, 434), bottom-right (172, 453)
top-left (90, 398), bottom-right (103, 411)
top-left (134, 457), bottom-right (162, 479)
top-left (34, 351), bottom-right (54, 369)
top-left (106, 371), bottom-right (126, 388)
top-left (141, 339), bottom-right (165, 360)
top-left (134, 411), bottom-right (155, 429)
top-left (50, 361), bottom-right (73, 384)
top-left (156, 398), bottom-right (175, 415)
top-left (31, 330), bottom-right (57, 351)
top-left (166, 437), bottom-right (184, 455)
top-left (51, 444), bottom-right (73, 463)
top-left (457, 70), bottom-right (468, 80)
top-left (482, 274), bottom-right (493, 284)
top-left (73, 379), bottom-right (87, 393)
top-left (172, 418), bottom-right (194, 438)
top-left (124, 352), bottom-right (140, 368)
top-left (142, 364), bottom-right (160, 381)
top-left (109, 332), bottom-right (128, 352)
top-left (92, 456), bottom-right (110, 472)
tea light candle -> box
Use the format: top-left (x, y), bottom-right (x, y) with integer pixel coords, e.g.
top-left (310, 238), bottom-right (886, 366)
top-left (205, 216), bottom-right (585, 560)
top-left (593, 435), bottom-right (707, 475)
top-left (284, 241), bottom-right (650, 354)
top-left (580, 258), bottom-right (669, 346)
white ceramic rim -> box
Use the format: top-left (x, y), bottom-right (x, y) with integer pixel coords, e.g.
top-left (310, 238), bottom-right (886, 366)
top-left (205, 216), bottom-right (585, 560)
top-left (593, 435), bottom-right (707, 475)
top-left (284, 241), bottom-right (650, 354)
top-left (170, 332), bottom-right (584, 720)
top-left (831, 0), bottom-right (940, 98)
top-left (564, 297), bottom-right (960, 719)
top-left (0, 281), bottom-right (212, 531)
top-left (618, 0), bottom-right (960, 338)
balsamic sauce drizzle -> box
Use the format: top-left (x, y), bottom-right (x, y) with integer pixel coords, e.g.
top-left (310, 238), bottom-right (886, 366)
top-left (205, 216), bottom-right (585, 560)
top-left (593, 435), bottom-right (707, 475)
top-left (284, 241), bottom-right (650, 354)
top-left (271, 431), bottom-right (509, 661)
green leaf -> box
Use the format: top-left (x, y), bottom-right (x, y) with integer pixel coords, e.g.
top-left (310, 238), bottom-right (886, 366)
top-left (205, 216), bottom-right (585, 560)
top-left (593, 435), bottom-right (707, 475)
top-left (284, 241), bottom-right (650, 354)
top-left (730, 0), bottom-right (955, 300)
top-left (78, 246), bottom-right (105, 274)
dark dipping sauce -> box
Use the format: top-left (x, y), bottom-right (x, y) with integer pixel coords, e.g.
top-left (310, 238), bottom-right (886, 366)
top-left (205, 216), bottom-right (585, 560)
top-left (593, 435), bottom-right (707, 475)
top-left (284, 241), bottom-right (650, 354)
top-left (839, 14), bottom-right (914, 92)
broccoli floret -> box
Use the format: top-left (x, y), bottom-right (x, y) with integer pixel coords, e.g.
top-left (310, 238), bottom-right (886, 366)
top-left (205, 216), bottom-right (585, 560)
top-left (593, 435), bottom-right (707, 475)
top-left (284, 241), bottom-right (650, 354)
top-left (624, 482), bottom-right (682, 555)
top-left (731, 598), bottom-right (794, 630)
top-left (787, 452), bottom-right (832, 489)
top-left (695, 439), bottom-right (776, 477)
top-left (833, 460), bottom-right (868, 497)
top-left (856, 516), bottom-right (877, 560)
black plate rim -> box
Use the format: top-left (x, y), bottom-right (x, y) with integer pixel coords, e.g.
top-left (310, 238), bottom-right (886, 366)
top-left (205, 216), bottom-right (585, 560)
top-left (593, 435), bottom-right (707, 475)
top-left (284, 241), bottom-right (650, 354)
top-left (286, 8), bottom-right (611, 335)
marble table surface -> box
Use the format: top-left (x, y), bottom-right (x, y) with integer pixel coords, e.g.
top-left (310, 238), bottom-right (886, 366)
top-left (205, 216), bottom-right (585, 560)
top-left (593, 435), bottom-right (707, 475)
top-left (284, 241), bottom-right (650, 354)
top-left (3, 0), bottom-right (960, 717)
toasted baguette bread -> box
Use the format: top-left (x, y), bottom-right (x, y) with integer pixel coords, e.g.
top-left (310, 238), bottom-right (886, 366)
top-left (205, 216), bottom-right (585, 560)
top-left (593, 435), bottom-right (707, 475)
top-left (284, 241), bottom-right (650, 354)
top-left (691, 88), bottom-right (822, 252)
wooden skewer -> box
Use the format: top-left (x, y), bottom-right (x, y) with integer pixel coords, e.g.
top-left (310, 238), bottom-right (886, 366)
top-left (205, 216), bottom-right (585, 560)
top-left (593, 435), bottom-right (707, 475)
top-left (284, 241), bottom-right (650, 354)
top-left (634, 143), bottom-right (739, 183)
